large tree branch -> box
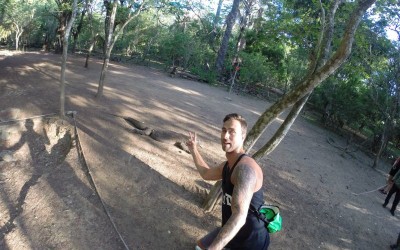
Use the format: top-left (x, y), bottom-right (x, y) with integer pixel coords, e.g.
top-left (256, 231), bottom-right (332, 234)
top-left (252, 93), bottom-right (311, 160)
top-left (244, 0), bottom-right (377, 152)
top-left (250, 0), bottom-right (342, 159)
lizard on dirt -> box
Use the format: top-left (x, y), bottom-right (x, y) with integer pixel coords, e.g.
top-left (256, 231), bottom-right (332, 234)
top-left (106, 112), bottom-right (190, 153)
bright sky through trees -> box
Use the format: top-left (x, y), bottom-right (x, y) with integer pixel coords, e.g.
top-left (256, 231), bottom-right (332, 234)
top-left (386, 29), bottom-right (398, 41)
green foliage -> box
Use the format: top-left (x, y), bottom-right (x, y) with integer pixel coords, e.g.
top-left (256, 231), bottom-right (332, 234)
top-left (310, 10), bottom-right (399, 145)
top-left (0, 0), bottom-right (55, 49)
top-left (157, 29), bottom-right (190, 65)
top-left (238, 51), bottom-right (272, 86)
top-left (0, 26), bottom-right (12, 40)
top-left (189, 66), bottom-right (218, 85)
top-left (31, 2), bottom-right (58, 46)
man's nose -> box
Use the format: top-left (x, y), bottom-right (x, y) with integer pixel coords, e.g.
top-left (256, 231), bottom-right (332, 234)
top-left (223, 131), bottom-right (229, 139)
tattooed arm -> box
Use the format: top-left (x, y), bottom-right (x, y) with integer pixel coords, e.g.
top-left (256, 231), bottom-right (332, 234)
top-left (208, 163), bottom-right (257, 250)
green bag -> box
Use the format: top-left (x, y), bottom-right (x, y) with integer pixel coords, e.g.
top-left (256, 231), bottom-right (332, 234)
top-left (251, 204), bottom-right (282, 233)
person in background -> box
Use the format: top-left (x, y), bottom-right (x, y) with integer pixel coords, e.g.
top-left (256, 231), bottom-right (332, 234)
top-left (380, 157), bottom-right (400, 195)
top-left (383, 167), bottom-right (400, 216)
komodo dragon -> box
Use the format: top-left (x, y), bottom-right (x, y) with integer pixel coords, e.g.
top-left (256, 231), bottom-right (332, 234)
top-left (149, 129), bottom-right (190, 153)
top-left (107, 113), bottom-right (190, 153)
top-left (106, 113), bottom-right (148, 130)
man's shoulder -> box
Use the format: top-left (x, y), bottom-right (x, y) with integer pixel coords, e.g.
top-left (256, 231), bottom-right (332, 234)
top-left (235, 156), bottom-right (263, 177)
top-left (233, 155), bottom-right (263, 188)
top-left (240, 155), bottom-right (261, 168)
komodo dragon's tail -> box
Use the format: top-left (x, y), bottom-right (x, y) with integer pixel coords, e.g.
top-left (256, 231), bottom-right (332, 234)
top-left (104, 112), bottom-right (149, 131)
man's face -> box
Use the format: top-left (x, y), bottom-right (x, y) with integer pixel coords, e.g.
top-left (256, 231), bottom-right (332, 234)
top-left (221, 119), bottom-right (244, 153)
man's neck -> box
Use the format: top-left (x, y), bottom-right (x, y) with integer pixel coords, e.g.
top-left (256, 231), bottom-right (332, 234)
top-left (226, 149), bottom-right (245, 167)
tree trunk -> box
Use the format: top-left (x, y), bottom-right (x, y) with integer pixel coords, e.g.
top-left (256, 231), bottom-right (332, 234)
top-left (15, 30), bottom-right (21, 51)
top-left (60, 40), bottom-right (68, 117)
top-left (373, 126), bottom-right (389, 168)
top-left (55, 14), bottom-right (67, 54)
top-left (235, 0), bottom-right (254, 56)
top-left (96, 0), bottom-right (118, 98)
top-left (253, 6), bottom-right (263, 32)
top-left (209, 0), bottom-right (223, 46)
top-left (231, 0), bottom-right (255, 92)
top-left (60, 0), bottom-right (78, 117)
top-left (202, 180), bottom-right (223, 212)
top-left (96, 0), bottom-right (145, 97)
top-left (84, 35), bottom-right (97, 68)
top-left (215, 0), bottom-right (241, 75)
top-left (72, 7), bottom-right (87, 54)
top-left (84, 0), bottom-right (94, 68)
top-left (14, 23), bottom-right (23, 51)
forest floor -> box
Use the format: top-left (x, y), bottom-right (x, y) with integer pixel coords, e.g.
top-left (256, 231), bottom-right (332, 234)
top-left (0, 50), bottom-right (399, 250)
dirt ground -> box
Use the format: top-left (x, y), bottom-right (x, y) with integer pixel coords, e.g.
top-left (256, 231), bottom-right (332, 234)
top-left (0, 51), bottom-right (398, 250)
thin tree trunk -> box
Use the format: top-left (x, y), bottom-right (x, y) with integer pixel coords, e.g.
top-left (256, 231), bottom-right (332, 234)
top-left (253, 6), bottom-right (263, 32)
top-left (235, 0), bottom-right (254, 56)
top-left (215, 0), bottom-right (241, 75)
top-left (14, 24), bottom-right (23, 51)
top-left (55, 13), bottom-right (67, 54)
top-left (96, 0), bottom-right (145, 97)
top-left (60, 0), bottom-right (78, 117)
top-left (209, 0), bottom-right (223, 46)
top-left (231, 0), bottom-right (254, 93)
top-left (84, 0), bottom-right (94, 68)
top-left (60, 40), bottom-right (68, 117)
top-left (96, 0), bottom-right (117, 98)
top-left (202, 180), bottom-right (223, 213)
top-left (84, 35), bottom-right (97, 68)
top-left (72, 6), bottom-right (87, 54)
top-left (373, 125), bottom-right (389, 168)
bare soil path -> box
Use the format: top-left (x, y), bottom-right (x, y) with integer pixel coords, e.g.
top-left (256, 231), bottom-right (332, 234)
top-left (0, 51), bottom-right (398, 250)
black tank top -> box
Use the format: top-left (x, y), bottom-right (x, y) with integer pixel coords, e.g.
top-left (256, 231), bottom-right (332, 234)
top-left (221, 154), bottom-right (269, 249)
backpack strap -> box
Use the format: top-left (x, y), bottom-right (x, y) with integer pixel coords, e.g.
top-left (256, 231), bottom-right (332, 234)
top-left (249, 204), bottom-right (271, 226)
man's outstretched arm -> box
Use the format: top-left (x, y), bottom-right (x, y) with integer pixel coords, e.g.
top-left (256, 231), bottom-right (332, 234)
top-left (186, 132), bottom-right (223, 180)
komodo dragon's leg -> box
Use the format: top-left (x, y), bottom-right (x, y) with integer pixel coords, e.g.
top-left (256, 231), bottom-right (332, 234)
top-left (174, 141), bottom-right (190, 154)
top-left (149, 129), bottom-right (190, 153)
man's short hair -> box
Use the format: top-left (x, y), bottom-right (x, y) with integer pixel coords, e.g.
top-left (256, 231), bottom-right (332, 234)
top-left (223, 113), bottom-right (247, 136)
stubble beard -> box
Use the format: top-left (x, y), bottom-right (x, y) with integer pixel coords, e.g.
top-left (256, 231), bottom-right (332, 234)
top-left (222, 142), bottom-right (240, 153)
